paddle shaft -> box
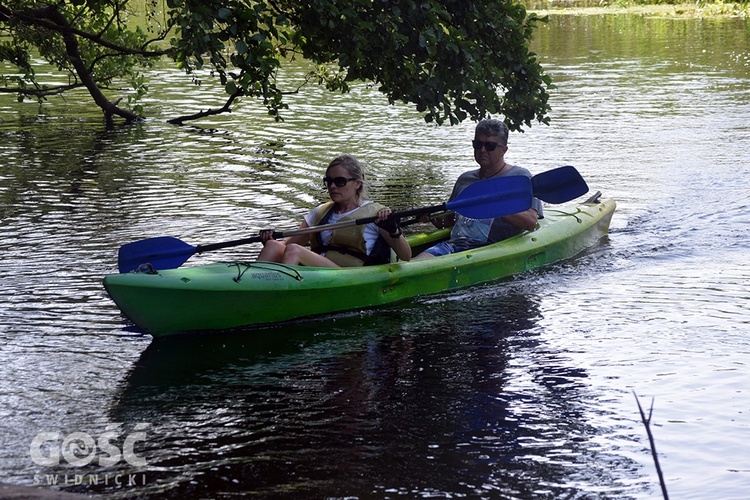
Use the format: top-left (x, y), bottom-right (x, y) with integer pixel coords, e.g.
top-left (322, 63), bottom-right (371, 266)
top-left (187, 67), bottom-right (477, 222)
top-left (195, 172), bottom-right (543, 253)
top-left (195, 202), bottom-right (447, 253)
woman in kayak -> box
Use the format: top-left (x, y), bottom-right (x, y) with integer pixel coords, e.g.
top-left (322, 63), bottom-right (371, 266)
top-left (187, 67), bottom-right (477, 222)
top-left (257, 154), bottom-right (412, 266)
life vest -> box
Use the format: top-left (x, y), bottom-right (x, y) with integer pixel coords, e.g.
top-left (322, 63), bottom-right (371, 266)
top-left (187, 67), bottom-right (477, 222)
top-left (310, 201), bottom-right (390, 267)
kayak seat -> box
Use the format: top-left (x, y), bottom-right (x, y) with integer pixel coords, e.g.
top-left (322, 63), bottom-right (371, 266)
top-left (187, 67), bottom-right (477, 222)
top-left (404, 227), bottom-right (452, 259)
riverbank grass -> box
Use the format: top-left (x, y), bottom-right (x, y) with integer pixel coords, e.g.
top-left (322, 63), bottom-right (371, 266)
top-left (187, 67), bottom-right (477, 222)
top-left (529, 1), bottom-right (749, 17)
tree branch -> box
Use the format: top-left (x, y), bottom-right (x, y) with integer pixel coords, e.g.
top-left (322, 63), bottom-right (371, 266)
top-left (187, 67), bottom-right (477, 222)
top-left (634, 392), bottom-right (670, 500)
top-left (0, 83), bottom-right (86, 97)
top-left (37, 5), bottom-right (141, 127)
top-left (7, 4), bottom-right (172, 58)
top-left (166, 91), bottom-right (243, 125)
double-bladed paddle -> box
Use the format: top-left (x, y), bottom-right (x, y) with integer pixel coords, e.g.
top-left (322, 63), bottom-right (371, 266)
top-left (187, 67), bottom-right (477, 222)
top-left (117, 174), bottom-right (531, 273)
top-left (117, 166), bottom-right (588, 273)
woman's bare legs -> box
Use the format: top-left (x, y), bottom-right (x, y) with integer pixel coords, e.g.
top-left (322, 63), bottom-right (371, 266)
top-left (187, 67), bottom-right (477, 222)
top-left (281, 244), bottom-right (339, 267)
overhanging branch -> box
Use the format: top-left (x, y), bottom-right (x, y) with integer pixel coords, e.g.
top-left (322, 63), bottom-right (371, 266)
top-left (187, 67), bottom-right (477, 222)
top-left (6, 4), bottom-right (172, 58)
top-left (167, 91), bottom-right (243, 125)
top-left (0, 83), bottom-right (86, 97)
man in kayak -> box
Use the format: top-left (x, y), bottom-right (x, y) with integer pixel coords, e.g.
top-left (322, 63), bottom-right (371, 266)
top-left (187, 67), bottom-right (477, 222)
top-left (257, 154), bottom-right (412, 266)
top-left (415, 119), bottom-right (543, 258)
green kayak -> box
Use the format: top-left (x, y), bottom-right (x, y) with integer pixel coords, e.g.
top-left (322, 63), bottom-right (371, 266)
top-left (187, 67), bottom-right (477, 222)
top-left (104, 197), bottom-right (615, 336)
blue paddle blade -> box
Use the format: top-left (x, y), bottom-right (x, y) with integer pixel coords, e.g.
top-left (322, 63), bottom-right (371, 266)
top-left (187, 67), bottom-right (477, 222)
top-left (531, 165), bottom-right (588, 204)
top-left (118, 236), bottom-right (197, 273)
top-left (447, 175), bottom-right (533, 219)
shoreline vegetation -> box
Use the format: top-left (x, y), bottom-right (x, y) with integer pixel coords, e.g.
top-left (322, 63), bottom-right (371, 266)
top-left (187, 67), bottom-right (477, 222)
top-left (525, 0), bottom-right (750, 17)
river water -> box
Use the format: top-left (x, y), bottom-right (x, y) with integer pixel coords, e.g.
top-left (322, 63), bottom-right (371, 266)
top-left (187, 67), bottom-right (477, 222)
top-left (1, 11), bottom-right (749, 499)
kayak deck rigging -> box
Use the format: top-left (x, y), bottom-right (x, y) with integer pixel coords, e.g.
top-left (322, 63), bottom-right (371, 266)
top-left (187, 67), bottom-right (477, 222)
top-left (230, 262), bottom-right (304, 282)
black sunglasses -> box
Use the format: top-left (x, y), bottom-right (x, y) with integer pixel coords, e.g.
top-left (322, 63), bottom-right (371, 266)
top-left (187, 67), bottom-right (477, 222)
top-left (472, 140), bottom-right (506, 152)
top-left (323, 176), bottom-right (357, 188)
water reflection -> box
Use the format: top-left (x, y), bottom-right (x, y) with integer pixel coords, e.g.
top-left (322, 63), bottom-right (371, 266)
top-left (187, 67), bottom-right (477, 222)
top-left (97, 291), bottom-right (644, 497)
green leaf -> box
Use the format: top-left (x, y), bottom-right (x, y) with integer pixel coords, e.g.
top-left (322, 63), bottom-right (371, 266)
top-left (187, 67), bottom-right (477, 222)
top-left (217, 8), bottom-right (232, 21)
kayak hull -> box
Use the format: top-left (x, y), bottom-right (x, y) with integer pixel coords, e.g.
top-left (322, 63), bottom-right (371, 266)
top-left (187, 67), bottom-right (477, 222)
top-left (104, 198), bottom-right (615, 336)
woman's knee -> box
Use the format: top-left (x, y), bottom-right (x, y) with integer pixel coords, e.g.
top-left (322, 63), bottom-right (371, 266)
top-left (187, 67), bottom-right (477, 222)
top-left (282, 243), bottom-right (305, 263)
top-left (257, 240), bottom-right (285, 262)
top-left (266, 240), bottom-right (285, 252)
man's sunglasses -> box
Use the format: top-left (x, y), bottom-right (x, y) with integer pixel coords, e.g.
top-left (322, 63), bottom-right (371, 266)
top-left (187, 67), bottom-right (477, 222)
top-left (323, 176), bottom-right (357, 187)
top-left (472, 140), bottom-right (506, 152)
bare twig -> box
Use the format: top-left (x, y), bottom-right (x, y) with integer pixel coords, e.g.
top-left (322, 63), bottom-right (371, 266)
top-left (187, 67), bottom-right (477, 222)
top-left (634, 391), bottom-right (669, 500)
top-left (166, 91), bottom-right (244, 125)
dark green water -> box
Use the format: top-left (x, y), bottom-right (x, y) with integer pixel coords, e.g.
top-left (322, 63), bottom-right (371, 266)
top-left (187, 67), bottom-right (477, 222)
top-left (1, 13), bottom-right (749, 499)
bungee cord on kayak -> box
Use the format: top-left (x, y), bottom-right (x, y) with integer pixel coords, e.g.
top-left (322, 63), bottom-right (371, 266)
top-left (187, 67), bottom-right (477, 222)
top-left (135, 263), bottom-right (159, 275)
top-left (231, 262), bottom-right (303, 283)
top-left (545, 209), bottom-right (584, 223)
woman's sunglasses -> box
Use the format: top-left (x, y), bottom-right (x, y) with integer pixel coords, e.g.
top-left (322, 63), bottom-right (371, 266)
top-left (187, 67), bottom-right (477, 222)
top-left (472, 140), bottom-right (506, 152)
top-left (323, 176), bottom-right (357, 188)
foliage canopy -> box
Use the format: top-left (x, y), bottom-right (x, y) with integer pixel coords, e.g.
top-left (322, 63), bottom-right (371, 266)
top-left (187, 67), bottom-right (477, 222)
top-left (0, 0), bottom-right (552, 130)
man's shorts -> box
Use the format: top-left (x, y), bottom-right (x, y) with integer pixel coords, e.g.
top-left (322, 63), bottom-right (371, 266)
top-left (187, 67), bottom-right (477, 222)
top-left (422, 241), bottom-right (483, 257)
